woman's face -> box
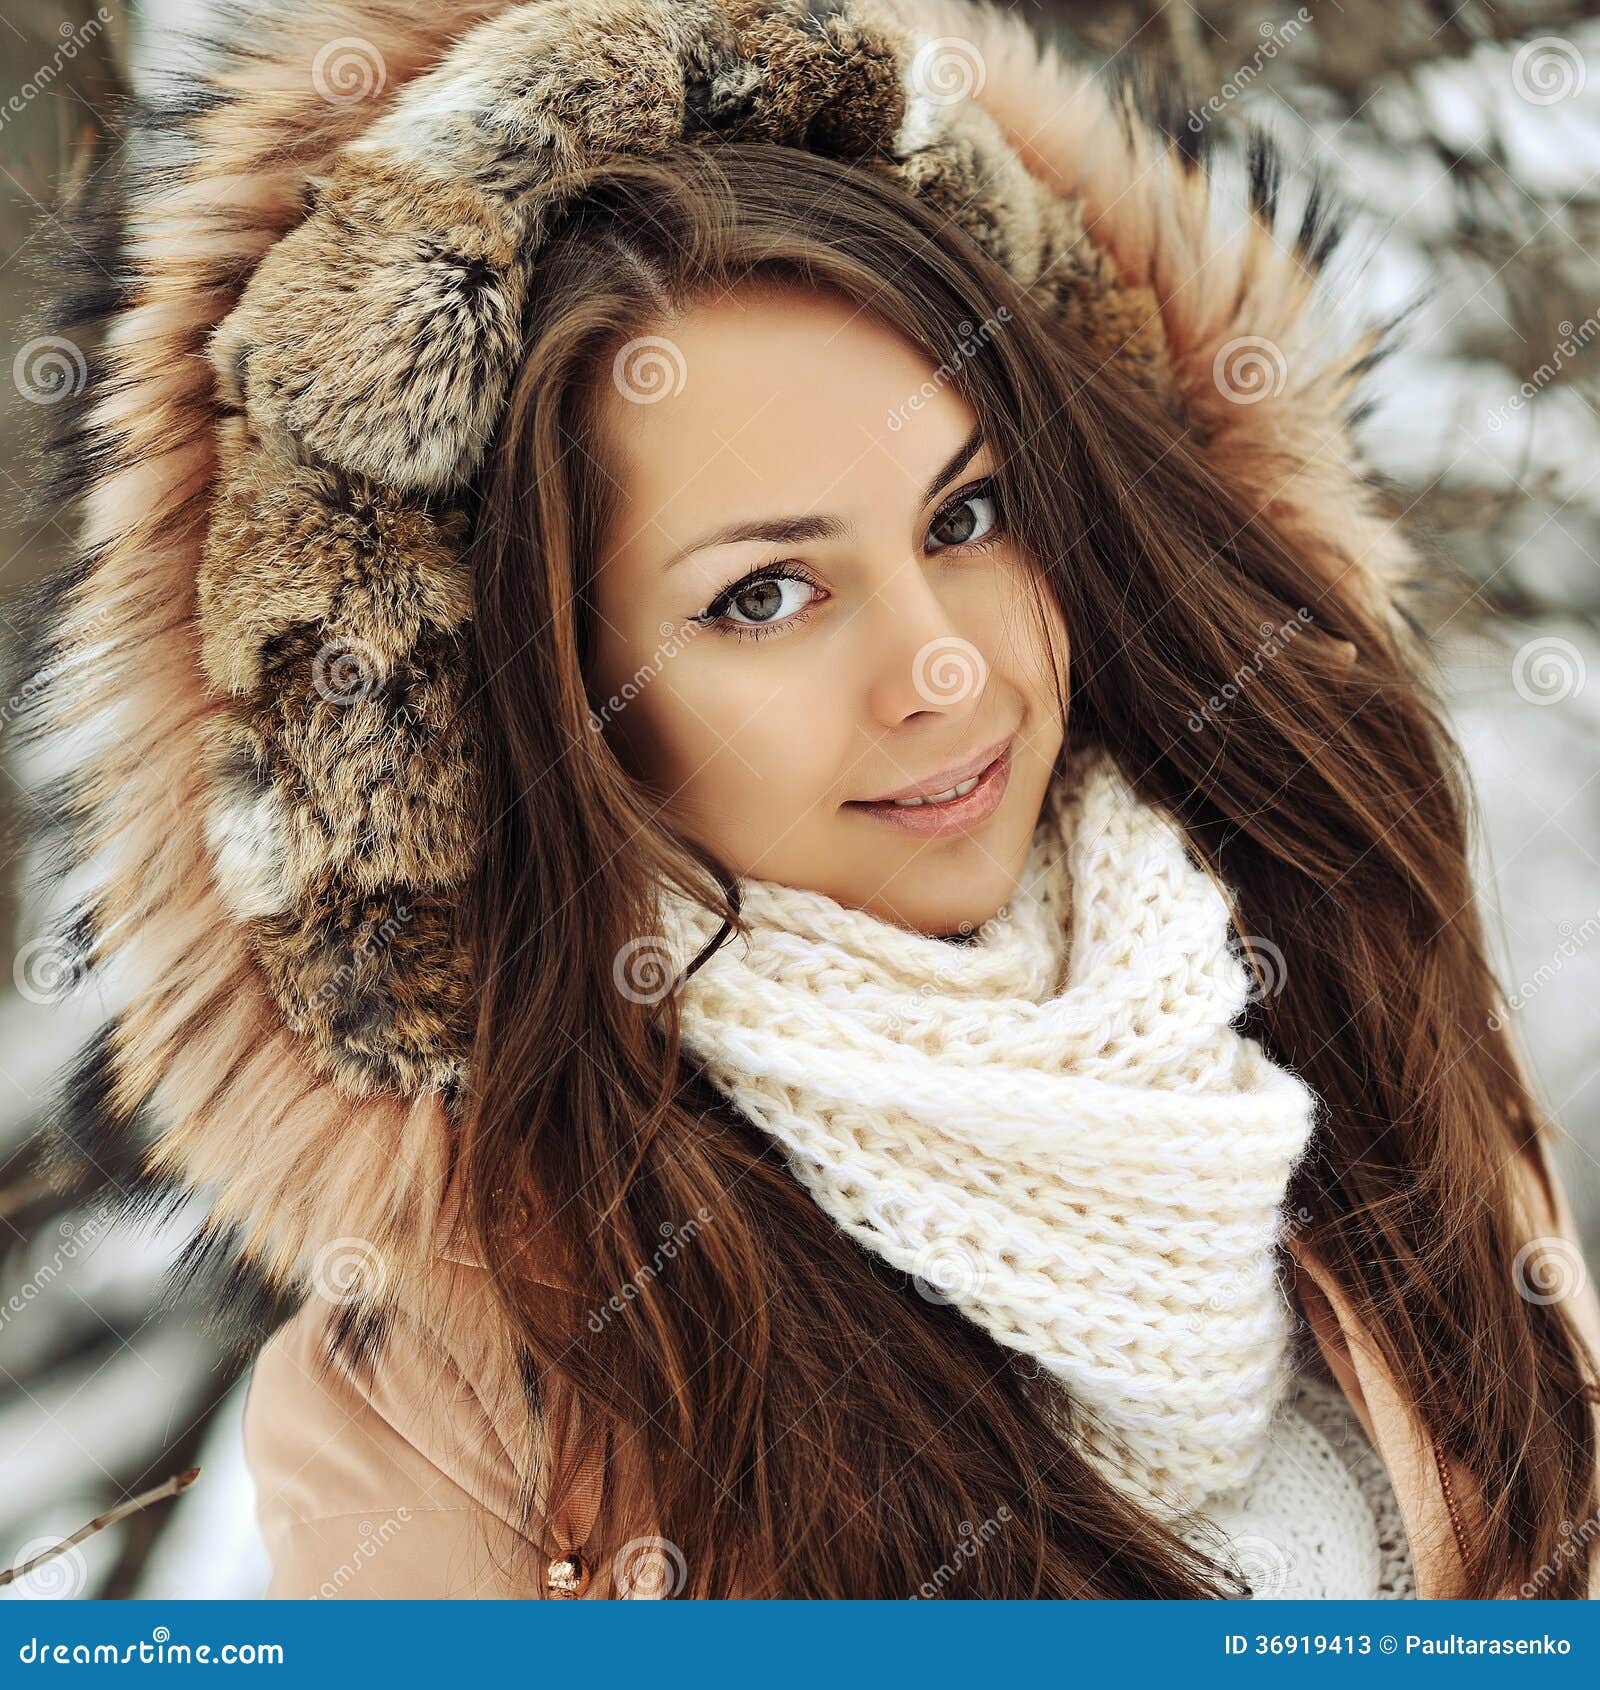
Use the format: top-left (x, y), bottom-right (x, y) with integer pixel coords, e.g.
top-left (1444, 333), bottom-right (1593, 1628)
top-left (587, 284), bottom-right (1069, 937)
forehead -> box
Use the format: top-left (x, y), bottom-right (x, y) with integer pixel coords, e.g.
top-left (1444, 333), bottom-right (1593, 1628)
top-left (593, 287), bottom-right (980, 559)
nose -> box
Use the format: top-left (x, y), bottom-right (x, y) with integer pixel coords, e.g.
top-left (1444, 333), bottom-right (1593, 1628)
top-left (859, 557), bottom-right (990, 730)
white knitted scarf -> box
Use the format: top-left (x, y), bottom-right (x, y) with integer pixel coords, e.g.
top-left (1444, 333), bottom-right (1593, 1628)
top-left (656, 747), bottom-right (1320, 1520)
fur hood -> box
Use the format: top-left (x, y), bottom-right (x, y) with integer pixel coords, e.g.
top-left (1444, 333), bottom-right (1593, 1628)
top-left (10, 0), bottom-right (1424, 1353)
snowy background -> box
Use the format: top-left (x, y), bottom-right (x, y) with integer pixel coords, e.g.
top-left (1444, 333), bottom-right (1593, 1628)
top-left (1, 0), bottom-right (1598, 1598)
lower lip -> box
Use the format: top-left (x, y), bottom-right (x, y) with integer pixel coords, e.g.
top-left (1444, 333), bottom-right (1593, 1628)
top-left (845, 743), bottom-right (1013, 837)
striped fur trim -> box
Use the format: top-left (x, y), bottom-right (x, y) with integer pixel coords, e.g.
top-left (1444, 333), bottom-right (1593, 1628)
top-left (7, 0), bottom-right (1422, 1342)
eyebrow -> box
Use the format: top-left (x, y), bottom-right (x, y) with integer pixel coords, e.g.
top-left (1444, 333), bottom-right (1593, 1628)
top-left (661, 423), bottom-right (986, 572)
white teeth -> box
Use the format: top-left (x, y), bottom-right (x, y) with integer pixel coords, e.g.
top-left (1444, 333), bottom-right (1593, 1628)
top-left (891, 772), bottom-right (981, 807)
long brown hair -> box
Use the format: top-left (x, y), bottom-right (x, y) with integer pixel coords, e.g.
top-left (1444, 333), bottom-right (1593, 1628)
top-left (458, 141), bottom-right (1597, 1597)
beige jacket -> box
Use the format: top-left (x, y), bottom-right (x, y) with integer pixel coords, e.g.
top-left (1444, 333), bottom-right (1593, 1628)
top-left (244, 1126), bottom-right (1600, 1600)
top-left (13, 0), bottom-right (1594, 1606)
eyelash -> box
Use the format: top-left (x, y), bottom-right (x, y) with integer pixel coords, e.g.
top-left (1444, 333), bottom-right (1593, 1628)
top-left (695, 477), bottom-right (1009, 643)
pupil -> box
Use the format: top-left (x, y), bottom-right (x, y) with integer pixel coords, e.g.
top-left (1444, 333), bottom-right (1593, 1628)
top-left (736, 580), bottom-right (783, 621)
top-left (938, 501), bottom-right (977, 545)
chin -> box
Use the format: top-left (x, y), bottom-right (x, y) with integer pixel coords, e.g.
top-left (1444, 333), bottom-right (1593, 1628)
top-left (863, 830), bottom-right (1035, 939)
top-left (824, 752), bottom-right (1053, 935)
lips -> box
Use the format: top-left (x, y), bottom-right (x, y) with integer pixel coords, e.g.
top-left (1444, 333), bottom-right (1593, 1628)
top-left (843, 740), bottom-right (1014, 837)
top-left (850, 734), bottom-right (1015, 806)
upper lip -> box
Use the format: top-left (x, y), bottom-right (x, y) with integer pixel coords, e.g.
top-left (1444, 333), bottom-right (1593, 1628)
top-left (851, 734), bottom-right (1013, 803)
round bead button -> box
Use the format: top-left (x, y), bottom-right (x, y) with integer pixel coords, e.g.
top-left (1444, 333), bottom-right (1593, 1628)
top-left (545, 1552), bottom-right (592, 1598)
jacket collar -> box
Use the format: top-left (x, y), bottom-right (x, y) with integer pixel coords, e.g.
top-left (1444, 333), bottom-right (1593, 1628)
top-left (1287, 1234), bottom-right (1476, 1599)
top-left (1288, 1123), bottom-right (1600, 1601)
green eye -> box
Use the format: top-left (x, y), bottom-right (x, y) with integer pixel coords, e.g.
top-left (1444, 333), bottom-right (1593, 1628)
top-left (697, 563), bottom-right (825, 642)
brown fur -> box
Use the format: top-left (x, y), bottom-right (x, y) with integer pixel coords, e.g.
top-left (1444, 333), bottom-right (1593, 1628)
top-left (21, 0), bottom-right (1423, 1359)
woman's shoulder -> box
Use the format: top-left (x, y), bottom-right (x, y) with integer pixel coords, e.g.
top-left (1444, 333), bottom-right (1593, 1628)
top-left (242, 1266), bottom-right (554, 1598)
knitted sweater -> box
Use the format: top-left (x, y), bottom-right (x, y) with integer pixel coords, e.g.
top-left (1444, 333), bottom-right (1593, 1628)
top-left (1187, 1352), bottom-right (1417, 1600)
top-left (663, 751), bottom-right (1324, 1522)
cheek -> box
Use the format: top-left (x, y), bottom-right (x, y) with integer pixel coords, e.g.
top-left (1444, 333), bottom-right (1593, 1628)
top-left (987, 559), bottom-right (1069, 693)
top-left (615, 653), bottom-right (848, 834)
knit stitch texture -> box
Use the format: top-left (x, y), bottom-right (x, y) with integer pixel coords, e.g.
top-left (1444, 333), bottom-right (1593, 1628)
top-left (660, 747), bottom-right (1322, 1518)
top-left (1190, 1366), bottom-right (1417, 1598)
